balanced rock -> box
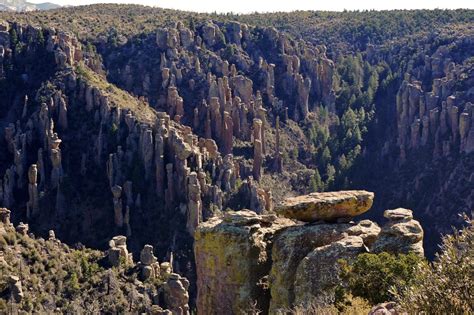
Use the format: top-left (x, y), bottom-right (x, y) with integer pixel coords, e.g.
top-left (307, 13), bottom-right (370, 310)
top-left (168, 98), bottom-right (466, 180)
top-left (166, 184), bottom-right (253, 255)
top-left (275, 190), bottom-right (374, 222)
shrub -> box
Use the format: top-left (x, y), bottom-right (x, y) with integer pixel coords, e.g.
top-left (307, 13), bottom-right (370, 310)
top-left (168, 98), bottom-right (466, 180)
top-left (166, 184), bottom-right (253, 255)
top-left (279, 296), bottom-right (371, 315)
top-left (395, 215), bottom-right (474, 313)
top-left (338, 252), bottom-right (423, 304)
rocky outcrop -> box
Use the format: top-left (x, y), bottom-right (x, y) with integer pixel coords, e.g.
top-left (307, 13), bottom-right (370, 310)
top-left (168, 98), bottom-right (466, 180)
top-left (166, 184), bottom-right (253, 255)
top-left (194, 210), bottom-right (294, 314)
top-left (275, 190), bottom-right (374, 222)
top-left (195, 192), bottom-right (424, 314)
top-left (162, 273), bottom-right (190, 315)
top-left (26, 164), bottom-right (39, 219)
top-left (252, 119), bottom-right (263, 181)
top-left (369, 302), bottom-right (405, 315)
top-left (293, 236), bottom-right (365, 307)
top-left (139, 244), bottom-right (160, 280)
top-left (7, 275), bottom-right (23, 303)
top-left (372, 208), bottom-right (424, 256)
top-left (0, 207), bottom-right (11, 225)
top-left (107, 235), bottom-right (133, 267)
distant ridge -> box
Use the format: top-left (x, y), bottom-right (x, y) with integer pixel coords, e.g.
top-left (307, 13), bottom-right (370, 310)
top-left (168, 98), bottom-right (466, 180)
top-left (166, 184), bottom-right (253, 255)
top-left (0, 0), bottom-right (61, 11)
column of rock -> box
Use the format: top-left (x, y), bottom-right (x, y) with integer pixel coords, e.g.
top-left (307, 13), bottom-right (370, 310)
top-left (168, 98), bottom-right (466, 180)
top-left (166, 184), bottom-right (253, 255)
top-left (140, 127), bottom-right (154, 181)
top-left (296, 74), bottom-right (311, 120)
top-left (56, 93), bottom-right (68, 130)
top-left (396, 81), bottom-right (409, 146)
top-left (3, 167), bottom-right (15, 208)
top-left (247, 177), bottom-right (267, 213)
top-left (421, 116), bottom-right (430, 146)
top-left (231, 75), bottom-right (253, 105)
top-left (450, 105), bottom-right (459, 141)
top-left (217, 77), bottom-right (229, 109)
top-left (163, 273), bottom-right (190, 315)
top-left (139, 244), bottom-right (160, 280)
top-left (460, 112), bottom-right (471, 152)
top-left (440, 102), bottom-right (448, 135)
top-left (222, 111), bottom-right (233, 155)
top-left (165, 163), bottom-right (175, 210)
top-left (107, 235), bottom-right (133, 267)
top-left (273, 116), bottom-right (283, 172)
top-left (155, 132), bottom-right (165, 198)
top-left (106, 147), bottom-right (124, 188)
top-left (255, 94), bottom-right (267, 154)
top-left (408, 83), bottom-right (422, 123)
top-left (231, 99), bottom-right (242, 137)
top-left (253, 119), bottom-right (263, 181)
top-left (429, 108), bottom-right (440, 137)
top-left (13, 133), bottom-right (27, 189)
top-left (217, 154), bottom-right (236, 192)
top-left (167, 86), bottom-right (184, 121)
top-left (111, 185), bottom-right (124, 228)
top-left (209, 97), bottom-right (222, 140)
top-left (26, 164), bottom-right (39, 219)
top-left (410, 119), bottom-right (421, 148)
top-left (186, 172), bottom-right (202, 236)
top-left (318, 56), bottom-right (335, 108)
top-left (50, 136), bottom-right (63, 189)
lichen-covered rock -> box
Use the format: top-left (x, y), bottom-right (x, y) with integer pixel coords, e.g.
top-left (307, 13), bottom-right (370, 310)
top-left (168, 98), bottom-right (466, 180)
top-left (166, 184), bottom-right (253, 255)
top-left (372, 208), bottom-right (424, 256)
top-left (194, 210), bottom-right (294, 315)
top-left (294, 236), bottom-right (366, 307)
top-left (275, 190), bottom-right (374, 222)
top-left (347, 219), bottom-right (381, 247)
top-left (268, 220), bottom-right (375, 312)
top-left (269, 223), bottom-right (349, 312)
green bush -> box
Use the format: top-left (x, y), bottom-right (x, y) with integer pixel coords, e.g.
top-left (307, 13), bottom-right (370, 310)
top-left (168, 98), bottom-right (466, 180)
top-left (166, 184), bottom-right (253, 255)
top-left (395, 215), bottom-right (474, 314)
top-left (339, 252), bottom-right (423, 304)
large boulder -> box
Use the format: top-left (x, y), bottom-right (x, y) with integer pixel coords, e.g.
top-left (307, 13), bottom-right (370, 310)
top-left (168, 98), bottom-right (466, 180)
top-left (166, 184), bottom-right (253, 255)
top-left (268, 220), bottom-right (378, 313)
top-left (275, 190), bottom-right (374, 222)
top-left (294, 236), bottom-right (366, 307)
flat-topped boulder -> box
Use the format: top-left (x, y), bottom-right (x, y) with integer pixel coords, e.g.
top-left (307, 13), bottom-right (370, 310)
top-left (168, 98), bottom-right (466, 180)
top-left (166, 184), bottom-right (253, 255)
top-left (384, 208), bottom-right (413, 221)
top-left (275, 190), bottom-right (374, 222)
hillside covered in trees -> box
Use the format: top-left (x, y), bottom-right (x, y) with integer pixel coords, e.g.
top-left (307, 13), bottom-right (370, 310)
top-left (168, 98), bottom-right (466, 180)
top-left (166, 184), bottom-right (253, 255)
top-left (0, 5), bottom-right (473, 313)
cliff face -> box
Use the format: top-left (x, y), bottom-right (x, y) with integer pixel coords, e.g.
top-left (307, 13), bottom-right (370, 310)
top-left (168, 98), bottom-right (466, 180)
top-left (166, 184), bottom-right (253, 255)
top-left (194, 191), bottom-right (424, 314)
top-left (194, 211), bottom-right (293, 314)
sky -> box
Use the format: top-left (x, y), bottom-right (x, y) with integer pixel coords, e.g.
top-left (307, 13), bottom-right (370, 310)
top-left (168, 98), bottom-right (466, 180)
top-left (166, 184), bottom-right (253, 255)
top-left (29, 0), bottom-right (474, 12)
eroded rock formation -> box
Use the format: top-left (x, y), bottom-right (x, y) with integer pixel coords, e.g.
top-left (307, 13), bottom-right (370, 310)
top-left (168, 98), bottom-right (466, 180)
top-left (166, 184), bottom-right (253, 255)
top-left (194, 191), bottom-right (424, 314)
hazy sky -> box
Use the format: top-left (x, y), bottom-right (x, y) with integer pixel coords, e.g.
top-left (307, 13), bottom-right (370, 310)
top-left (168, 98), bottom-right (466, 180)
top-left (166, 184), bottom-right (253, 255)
top-left (28, 0), bottom-right (474, 12)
